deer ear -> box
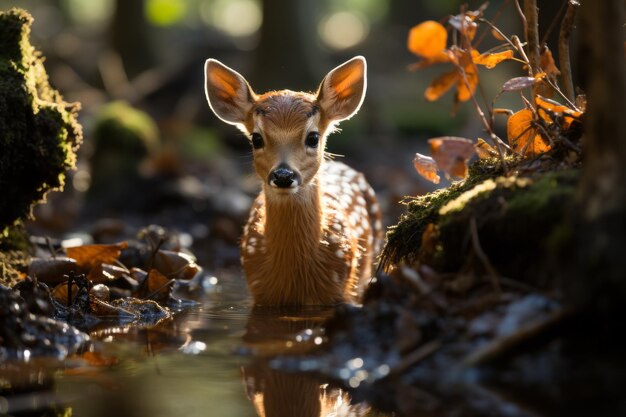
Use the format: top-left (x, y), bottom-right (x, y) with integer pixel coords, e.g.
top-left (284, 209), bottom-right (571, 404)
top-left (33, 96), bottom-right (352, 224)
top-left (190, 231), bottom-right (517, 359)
top-left (205, 59), bottom-right (256, 125)
top-left (316, 56), bottom-right (367, 122)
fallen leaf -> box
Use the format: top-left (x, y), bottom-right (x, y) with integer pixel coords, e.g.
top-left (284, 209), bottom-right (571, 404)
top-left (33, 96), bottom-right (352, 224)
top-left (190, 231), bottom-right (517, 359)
top-left (429, 137), bottom-right (476, 179)
top-left (408, 21), bottom-right (448, 59)
top-left (413, 153), bottom-right (441, 184)
top-left (502, 76), bottom-right (539, 91)
top-left (87, 263), bottom-right (129, 284)
top-left (66, 242), bottom-right (128, 271)
top-left (138, 269), bottom-right (174, 303)
top-left (507, 109), bottom-right (551, 156)
top-left (52, 281), bottom-right (81, 306)
top-left (472, 49), bottom-right (514, 69)
top-left (79, 351), bottom-right (119, 367)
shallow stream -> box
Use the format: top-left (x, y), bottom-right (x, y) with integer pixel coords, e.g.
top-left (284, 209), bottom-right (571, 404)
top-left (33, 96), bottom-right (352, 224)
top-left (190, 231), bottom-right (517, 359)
top-left (2, 271), bottom-right (390, 417)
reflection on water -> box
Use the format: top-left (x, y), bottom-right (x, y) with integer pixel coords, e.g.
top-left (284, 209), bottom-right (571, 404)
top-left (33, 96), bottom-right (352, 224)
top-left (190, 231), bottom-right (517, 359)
top-left (242, 306), bottom-right (369, 417)
top-left (1, 272), bottom-right (388, 417)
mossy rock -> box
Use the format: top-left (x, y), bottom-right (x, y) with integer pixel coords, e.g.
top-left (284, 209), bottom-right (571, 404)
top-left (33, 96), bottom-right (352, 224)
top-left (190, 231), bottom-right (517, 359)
top-left (381, 159), bottom-right (578, 284)
top-left (0, 8), bottom-right (82, 234)
top-left (88, 101), bottom-right (158, 195)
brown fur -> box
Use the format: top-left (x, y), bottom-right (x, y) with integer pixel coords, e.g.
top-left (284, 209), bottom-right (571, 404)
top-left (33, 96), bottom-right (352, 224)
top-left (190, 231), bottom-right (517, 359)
top-left (205, 57), bottom-right (382, 306)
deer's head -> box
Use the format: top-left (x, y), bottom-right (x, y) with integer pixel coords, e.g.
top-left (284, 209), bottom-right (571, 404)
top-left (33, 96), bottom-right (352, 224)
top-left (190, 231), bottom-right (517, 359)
top-left (204, 57), bottom-right (366, 198)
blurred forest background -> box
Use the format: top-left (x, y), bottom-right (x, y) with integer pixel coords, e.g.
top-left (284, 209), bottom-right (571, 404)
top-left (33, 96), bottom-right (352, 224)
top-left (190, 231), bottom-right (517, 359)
top-left (0, 0), bottom-right (570, 265)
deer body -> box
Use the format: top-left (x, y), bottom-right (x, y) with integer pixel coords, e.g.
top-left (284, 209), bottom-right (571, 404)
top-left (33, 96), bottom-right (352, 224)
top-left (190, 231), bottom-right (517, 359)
top-left (205, 57), bottom-right (382, 305)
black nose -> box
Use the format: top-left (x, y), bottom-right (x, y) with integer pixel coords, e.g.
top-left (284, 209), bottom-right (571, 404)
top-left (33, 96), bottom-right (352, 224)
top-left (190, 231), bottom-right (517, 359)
top-left (269, 166), bottom-right (297, 188)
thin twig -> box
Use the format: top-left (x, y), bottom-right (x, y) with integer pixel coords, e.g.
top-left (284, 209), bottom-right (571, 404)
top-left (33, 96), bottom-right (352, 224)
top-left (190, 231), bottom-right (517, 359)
top-left (390, 339), bottom-right (442, 376)
top-left (558, 0), bottom-right (580, 102)
top-left (523, 0), bottom-right (541, 98)
top-left (541, 0), bottom-right (568, 45)
top-left (470, 217), bottom-right (500, 292)
top-left (461, 308), bottom-right (573, 367)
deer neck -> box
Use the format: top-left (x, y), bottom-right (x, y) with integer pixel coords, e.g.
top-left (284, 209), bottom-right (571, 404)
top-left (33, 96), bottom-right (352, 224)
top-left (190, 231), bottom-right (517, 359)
top-left (263, 179), bottom-right (323, 262)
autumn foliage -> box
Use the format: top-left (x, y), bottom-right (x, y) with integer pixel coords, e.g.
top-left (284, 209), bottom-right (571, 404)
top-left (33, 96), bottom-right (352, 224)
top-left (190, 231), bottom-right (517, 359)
top-left (409, 4), bottom-right (584, 183)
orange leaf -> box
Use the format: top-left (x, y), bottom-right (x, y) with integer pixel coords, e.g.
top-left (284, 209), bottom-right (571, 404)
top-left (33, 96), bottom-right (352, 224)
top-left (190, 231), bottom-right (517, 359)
top-left (138, 269), bottom-right (173, 303)
top-left (476, 138), bottom-right (498, 159)
top-left (424, 70), bottom-right (458, 101)
top-left (540, 47), bottom-right (560, 78)
top-left (408, 21), bottom-right (448, 59)
top-left (491, 28), bottom-right (506, 41)
top-left (535, 95), bottom-right (582, 128)
top-left (429, 137), bottom-right (475, 179)
top-left (66, 242), bottom-right (128, 271)
top-left (472, 50), bottom-right (514, 69)
top-left (413, 153), bottom-right (440, 184)
top-left (507, 109), bottom-right (551, 157)
top-left (455, 62), bottom-right (478, 102)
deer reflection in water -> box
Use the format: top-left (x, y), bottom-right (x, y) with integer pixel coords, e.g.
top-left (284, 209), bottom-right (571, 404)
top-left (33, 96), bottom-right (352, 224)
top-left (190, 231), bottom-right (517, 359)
top-left (241, 307), bottom-right (369, 417)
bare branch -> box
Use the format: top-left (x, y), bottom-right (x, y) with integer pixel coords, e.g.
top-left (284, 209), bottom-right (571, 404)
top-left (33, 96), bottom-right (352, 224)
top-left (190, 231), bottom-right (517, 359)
top-left (559, 1), bottom-right (580, 102)
top-left (523, 0), bottom-right (541, 98)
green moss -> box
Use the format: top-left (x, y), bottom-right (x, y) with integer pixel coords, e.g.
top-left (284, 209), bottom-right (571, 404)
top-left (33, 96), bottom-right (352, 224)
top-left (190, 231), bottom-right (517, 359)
top-left (434, 170), bottom-right (579, 282)
top-left (379, 157), bottom-right (509, 270)
top-left (88, 101), bottom-right (158, 194)
top-left (0, 8), bottom-right (82, 232)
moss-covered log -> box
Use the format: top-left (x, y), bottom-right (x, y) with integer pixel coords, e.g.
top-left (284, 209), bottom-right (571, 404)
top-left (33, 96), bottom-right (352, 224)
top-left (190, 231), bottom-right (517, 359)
top-left (0, 8), bottom-right (82, 234)
top-left (381, 162), bottom-right (578, 286)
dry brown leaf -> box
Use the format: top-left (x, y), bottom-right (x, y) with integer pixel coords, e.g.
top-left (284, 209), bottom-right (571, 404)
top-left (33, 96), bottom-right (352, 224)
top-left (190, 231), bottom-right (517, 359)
top-left (87, 263), bottom-right (130, 284)
top-left (540, 46), bottom-right (560, 78)
top-left (66, 242), bottom-right (128, 271)
top-left (413, 153), bottom-right (441, 184)
top-left (472, 50), bottom-right (514, 69)
top-left (429, 137), bottom-right (476, 179)
top-left (507, 109), bottom-right (551, 156)
top-left (139, 269), bottom-right (174, 303)
top-left (52, 281), bottom-right (81, 306)
top-left (408, 20), bottom-right (448, 59)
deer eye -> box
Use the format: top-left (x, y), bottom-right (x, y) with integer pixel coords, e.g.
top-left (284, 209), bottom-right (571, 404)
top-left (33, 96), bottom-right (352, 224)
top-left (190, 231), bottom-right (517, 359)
top-left (305, 132), bottom-right (319, 148)
top-left (251, 133), bottom-right (264, 149)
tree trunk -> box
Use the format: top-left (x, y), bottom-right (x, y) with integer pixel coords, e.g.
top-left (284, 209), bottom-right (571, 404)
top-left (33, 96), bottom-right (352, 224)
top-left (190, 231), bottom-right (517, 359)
top-left (569, 0), bottom-right (626, 315)
top-left (253, 0), bottom-right (321, 91)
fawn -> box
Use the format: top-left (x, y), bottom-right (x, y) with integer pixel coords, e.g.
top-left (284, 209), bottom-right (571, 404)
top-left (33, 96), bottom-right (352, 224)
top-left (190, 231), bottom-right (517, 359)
top-left (204, 56), bottom-right (383, 305)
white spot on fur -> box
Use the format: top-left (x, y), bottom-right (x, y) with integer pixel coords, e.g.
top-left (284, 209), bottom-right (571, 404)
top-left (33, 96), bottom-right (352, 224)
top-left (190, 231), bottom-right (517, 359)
top-left (370, 202), bottom-right (380, 214)
top-left (335, 249), bottom-right (344, 259)
top-left (356, 196), bottom-right (366, 206)
top-left (375, 219), bottom-right (382, 231)
top-left (247, 245), bottom-right (255, 255)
